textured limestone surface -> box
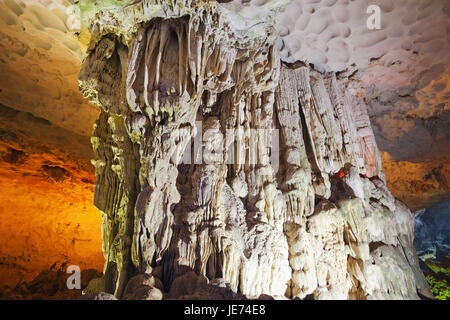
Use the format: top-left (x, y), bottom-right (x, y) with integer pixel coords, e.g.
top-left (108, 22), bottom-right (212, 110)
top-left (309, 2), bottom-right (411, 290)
top-left (79, 0), bottom-right (432, 300)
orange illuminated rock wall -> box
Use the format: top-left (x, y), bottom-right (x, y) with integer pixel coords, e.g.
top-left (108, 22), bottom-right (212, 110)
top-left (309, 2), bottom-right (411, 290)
top-left (0, 104), bottom-right (103, 298)
top-left (382, 152), bottom-right (450, 211)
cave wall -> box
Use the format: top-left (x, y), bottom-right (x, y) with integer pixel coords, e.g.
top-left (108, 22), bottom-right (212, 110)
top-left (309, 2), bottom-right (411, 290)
top-left (0, 103), bottom-right (103, 297)
top-left (236, 0), bottom-right (450, 208)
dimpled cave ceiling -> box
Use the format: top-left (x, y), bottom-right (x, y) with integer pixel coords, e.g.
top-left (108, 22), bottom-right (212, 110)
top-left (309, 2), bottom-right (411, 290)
top-left (0, 0), bottom-right (103, 298)
top-left (232, 0), bottom-right (450, 209)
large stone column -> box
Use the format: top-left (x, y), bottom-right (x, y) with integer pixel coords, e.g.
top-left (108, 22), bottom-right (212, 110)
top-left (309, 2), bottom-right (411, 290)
top-left (79, 0), bottom-right (431, 300)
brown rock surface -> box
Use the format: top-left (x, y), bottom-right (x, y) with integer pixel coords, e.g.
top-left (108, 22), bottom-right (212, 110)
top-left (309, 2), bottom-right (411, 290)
top-left (78, 0), bottom-right (431, 300)
top-left (0, 0), bottom-right (447, 300)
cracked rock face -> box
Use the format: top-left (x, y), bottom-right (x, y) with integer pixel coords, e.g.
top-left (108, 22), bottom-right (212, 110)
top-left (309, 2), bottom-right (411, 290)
top-left (79, 0), bottom-right (431, 300)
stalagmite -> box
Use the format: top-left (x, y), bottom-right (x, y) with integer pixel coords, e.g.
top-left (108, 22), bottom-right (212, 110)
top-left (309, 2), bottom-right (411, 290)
top-left (79, 0), bottom-right (431, 300)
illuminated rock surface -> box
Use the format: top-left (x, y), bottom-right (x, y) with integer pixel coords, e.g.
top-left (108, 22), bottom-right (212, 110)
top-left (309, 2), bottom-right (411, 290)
top-left (414, 201), bottom-right (450, 263)
top-left (79, 0), bottom-right (432, 299)
top-left (0, 103), bottom-right (103, 299)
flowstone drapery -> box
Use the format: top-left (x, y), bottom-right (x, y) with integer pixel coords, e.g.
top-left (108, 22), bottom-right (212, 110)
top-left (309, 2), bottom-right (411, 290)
top-left (79, 0), bottom-right (431, 300)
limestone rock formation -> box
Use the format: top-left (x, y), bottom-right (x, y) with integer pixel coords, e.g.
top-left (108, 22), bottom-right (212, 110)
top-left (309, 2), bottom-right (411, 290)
top-left (79, 0), bottom-right (431, 300)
